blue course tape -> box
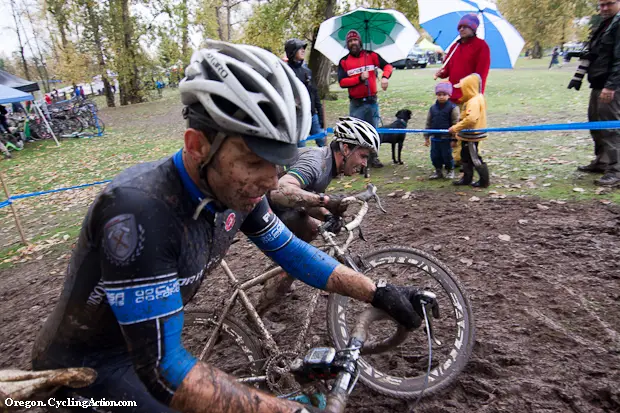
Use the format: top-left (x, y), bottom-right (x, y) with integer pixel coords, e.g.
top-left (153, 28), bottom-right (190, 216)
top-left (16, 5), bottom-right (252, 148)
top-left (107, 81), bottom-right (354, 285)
top-left (300, 120), bottom-right (620, 141)
top-left (3, 119), bottom-right (620, 209)
top-left (0, 180), bottom-right (112, 210)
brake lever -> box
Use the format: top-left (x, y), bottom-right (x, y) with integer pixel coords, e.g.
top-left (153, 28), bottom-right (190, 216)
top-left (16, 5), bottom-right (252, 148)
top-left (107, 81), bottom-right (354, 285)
top-left (358, 226), bottom-right (367, 242)
top-left (373, 193), bottom-right (387, 213)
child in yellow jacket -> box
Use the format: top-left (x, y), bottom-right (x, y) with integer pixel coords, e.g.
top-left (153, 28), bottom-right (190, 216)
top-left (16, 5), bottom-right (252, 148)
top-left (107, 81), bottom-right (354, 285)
top-left (449, 73), bottom-right (489, 188)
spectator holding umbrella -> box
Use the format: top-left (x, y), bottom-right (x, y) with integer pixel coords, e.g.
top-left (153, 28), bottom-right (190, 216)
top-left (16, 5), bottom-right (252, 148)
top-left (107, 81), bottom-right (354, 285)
top-left (338, 29), bottom-right (393, 169)
top-left (434, 14), bottom-right (490, 166)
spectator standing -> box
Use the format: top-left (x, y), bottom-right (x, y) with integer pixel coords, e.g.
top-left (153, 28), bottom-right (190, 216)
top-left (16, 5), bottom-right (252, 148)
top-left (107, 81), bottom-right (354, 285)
top-left (424, 82), bottom-right (460, 179)
top-left (549, 47), bottom-right (562, 69)
top-left (449, 74), bottom-right (489, 188)
top-left (570, 0), bottom-right (620, 186)
top-left (284, 38), bottom-right (327, 148)
top-left (0, 105), bottom-right (10, 133)
top-left (338, 29), bottom-right (393, 169)
top-left (44, 94), bottom-right (52, 105)
top-left (434, 14), bottom-right (490, 167)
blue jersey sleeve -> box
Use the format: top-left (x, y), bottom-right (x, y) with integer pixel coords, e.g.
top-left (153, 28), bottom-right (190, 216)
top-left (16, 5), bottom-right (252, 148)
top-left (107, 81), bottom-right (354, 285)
top-left (95, 187), bottom-right (197, 405)
top-left (241, 197), bottom-right (339, 289)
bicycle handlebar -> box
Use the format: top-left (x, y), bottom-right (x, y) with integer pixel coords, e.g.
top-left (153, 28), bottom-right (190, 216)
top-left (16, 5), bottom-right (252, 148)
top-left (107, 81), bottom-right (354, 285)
top-left (323, 308), bottom-right (407, 413)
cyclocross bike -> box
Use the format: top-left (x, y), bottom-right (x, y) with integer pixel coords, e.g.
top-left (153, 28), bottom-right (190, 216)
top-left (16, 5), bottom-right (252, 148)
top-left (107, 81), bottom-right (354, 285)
top-left (183, 184), bottom-right (475, 405)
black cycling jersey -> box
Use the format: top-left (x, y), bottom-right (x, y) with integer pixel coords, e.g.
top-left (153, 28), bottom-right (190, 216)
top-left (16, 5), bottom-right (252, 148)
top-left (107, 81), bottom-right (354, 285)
top-left (32, 149), bottom-right (339, 407)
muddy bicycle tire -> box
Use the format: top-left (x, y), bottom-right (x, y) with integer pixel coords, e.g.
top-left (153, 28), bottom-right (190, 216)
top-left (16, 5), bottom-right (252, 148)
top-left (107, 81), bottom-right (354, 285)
top-left (327, 246), bottom-right (475, 399)
top-left (183, 310), bottom-right (266, 381)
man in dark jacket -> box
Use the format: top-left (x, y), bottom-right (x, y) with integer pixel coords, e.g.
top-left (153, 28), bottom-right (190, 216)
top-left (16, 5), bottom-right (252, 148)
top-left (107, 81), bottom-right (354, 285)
top-left (573, 0), bottom-right (620, 186)
top-left (285, 38), bottom-right (327, 148)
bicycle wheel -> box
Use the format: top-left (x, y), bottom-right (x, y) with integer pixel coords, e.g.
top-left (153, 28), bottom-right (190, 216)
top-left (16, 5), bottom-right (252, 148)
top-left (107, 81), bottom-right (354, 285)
top-left (183, 310), bottom-right (266, 384)
top-left (30, 123), bottom-right (52, 140)
top-left (327, 246), bottom-right (475, 399)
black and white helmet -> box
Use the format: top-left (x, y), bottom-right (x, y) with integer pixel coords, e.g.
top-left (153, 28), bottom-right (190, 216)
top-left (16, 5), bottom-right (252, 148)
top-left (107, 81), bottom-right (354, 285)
top-left (179, 39), bottom-right (312, 165)
top-left (333, 116), bottom-right (380, 153)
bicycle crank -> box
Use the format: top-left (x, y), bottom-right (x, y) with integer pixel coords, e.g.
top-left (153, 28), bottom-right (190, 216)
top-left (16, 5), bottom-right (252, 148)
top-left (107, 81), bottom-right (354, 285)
top-left (265, 352), bottom-right (302, 395)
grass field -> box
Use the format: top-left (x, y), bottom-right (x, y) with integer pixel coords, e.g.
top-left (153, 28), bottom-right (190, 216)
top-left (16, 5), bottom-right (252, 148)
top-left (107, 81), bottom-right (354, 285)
top-left (0, 57), bottom-right (617, 264)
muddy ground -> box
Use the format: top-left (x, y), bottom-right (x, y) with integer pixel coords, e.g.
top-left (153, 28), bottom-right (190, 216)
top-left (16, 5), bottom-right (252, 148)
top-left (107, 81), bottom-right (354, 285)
top-left (1, 192), bottom-right (619, 412)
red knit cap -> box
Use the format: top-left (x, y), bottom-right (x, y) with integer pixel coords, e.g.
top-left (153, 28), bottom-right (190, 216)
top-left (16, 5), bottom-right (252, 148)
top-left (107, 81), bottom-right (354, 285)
top-left (346, 30), bottom-right (361, 42)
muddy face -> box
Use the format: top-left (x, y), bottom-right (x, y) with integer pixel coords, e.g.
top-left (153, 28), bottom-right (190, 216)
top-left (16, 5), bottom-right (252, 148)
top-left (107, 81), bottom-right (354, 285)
top-left (342, 146), bottom-right (370, 176)
top-left (207, 137), bottom-right (278, 212)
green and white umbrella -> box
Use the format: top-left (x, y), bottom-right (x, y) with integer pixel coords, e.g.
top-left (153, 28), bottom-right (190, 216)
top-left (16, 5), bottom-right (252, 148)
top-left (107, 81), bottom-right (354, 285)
top-left (315, 7), bottom-right (420, 65)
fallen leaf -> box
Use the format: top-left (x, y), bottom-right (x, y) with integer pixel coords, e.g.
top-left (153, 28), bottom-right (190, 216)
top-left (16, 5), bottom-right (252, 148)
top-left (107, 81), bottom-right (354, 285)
top-left (433, 244), bottom-right (442, 251)
top-left (498, 234), bottom-right (511, 242)
top-left (469, 196), bottom-right (480, 202)
top-left (62, 234), bottom-right (70, 241)
top-left (600, 200), bottom-right (612, 205)
top-left (573, 187), bottom-right (585, 193)
top-left (460, 258), bottom-right (473, 266)
top-left (387, 192), bottom-right (396, 197)
top-left (537, 204), bottom-right (550, 210)
top-left (518, 219), bottom-right (528, 225)
top-left (543, 183), bottom-right (551, 187)
top-left (455, 192), bottom-right (467, 196)
top-left (459, 236), bottom-right (470, 241)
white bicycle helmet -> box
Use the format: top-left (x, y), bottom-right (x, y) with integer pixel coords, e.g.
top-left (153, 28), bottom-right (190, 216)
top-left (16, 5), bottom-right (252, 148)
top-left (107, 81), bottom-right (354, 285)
top-left (179, 39), bottom-right (312, 165)
top-left (333, 116), bottom-right (381, 153)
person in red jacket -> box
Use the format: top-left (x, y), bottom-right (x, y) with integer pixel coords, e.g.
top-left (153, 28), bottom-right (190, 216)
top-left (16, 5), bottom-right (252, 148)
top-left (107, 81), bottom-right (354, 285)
top-left (338, 29), bottom-right (393, 169)
top-left (434, 13), bottom-right (490, 166)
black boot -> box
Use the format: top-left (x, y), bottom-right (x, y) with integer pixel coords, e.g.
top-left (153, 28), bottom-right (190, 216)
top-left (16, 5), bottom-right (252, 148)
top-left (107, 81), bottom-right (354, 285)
top-left (453, 162), bottom-right (473, 185)
top-left (369, 151), bottom-right (383, 168)
top-left (472, 164), bottom-right (490, 188)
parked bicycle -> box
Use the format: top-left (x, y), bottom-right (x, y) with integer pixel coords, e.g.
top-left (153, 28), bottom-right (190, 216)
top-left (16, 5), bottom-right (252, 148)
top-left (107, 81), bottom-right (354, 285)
top-left (183, 184), bottom-right (475, 404)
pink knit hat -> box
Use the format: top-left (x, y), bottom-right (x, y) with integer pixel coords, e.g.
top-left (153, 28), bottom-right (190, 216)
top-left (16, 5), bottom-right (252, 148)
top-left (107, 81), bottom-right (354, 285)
top-left (435, 82), bottom-right (453, 96)
top-left (458, 14), bottom-right (480, 32)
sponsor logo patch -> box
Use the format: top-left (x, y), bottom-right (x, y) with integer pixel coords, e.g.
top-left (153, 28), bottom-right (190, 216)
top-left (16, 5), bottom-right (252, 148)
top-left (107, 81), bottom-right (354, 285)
top-left (103, 214), bottom-right (145, 266)
top-left (225, 212), bottom-right (236, 231)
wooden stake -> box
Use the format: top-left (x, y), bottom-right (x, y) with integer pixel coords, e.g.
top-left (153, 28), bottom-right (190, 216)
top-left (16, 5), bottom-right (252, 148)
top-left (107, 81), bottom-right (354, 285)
top-left (0, 170), bottom-right (28, 246)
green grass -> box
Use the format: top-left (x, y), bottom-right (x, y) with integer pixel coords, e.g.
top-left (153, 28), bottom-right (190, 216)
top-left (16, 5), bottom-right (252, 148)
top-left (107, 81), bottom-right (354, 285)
top-left (0, 57), bottom-right (618, 262)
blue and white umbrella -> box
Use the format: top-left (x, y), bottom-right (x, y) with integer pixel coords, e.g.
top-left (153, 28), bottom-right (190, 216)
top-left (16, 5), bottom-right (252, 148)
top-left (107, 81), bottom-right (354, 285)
top-left (418, 0), bottom-right (525, 69)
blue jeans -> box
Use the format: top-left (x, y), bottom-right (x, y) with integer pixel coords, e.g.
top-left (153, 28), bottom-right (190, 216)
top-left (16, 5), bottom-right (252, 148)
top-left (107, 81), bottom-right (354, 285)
top-left (298, 114), bottom-right (326, 148)
top-left (430, 137), bottom-right (454, 170)
top-left (349, 100), bottom-right (380, 128)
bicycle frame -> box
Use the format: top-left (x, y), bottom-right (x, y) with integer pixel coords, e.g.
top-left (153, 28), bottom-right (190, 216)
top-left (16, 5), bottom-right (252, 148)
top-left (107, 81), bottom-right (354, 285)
top-left (197, 195), bottom-right (375, 383)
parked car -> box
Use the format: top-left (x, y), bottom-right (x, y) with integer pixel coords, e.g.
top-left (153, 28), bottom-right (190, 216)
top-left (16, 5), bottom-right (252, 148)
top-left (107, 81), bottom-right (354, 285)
top-left (392, 48), bottom-right (429, 69)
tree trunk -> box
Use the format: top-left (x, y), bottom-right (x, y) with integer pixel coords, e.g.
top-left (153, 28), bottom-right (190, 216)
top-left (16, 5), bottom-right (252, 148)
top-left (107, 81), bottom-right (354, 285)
top-left (85, 0), bottom-right (115, 107)
top-left (309, 0), bottom-right (336, 100)
top-left (22, 6), bottom-right (51, 92)
top-left (119, 0), bottom-right (144, 105)
top-left (226, 1), bottom-right (231, 41)
top-left (10, 0), bottom-right (31, 80)
top-left (47, 0), bottom-right (69, 50)
top-left (532, 41), bottom-right (543, 59)
top-left (216, 6), bottom-right (224, 40)
top-left (181, 0), bottom-right (189, 61)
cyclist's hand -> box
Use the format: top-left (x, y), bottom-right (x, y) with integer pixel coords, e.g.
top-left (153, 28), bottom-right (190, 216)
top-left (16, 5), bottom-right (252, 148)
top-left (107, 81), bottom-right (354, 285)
top-left (371, 281), bottom-right (439, 330)
top-left (323, 213), bottom-right (343, 234)
top-left (567, 79), bottom-right (582, 91)
top-left (325, 195), bottom-right (348, 216)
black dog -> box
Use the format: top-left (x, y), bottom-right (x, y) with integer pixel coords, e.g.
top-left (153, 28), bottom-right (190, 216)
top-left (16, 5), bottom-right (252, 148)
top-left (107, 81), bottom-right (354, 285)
top-left (380, 109), bottom-right (412, 165)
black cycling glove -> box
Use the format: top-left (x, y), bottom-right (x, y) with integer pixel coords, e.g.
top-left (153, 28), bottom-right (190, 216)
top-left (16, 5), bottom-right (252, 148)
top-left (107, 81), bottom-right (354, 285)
top-left (371, 281), bottom-right (440, 330)
top-left (323, 213), bottom-right (343, 234)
